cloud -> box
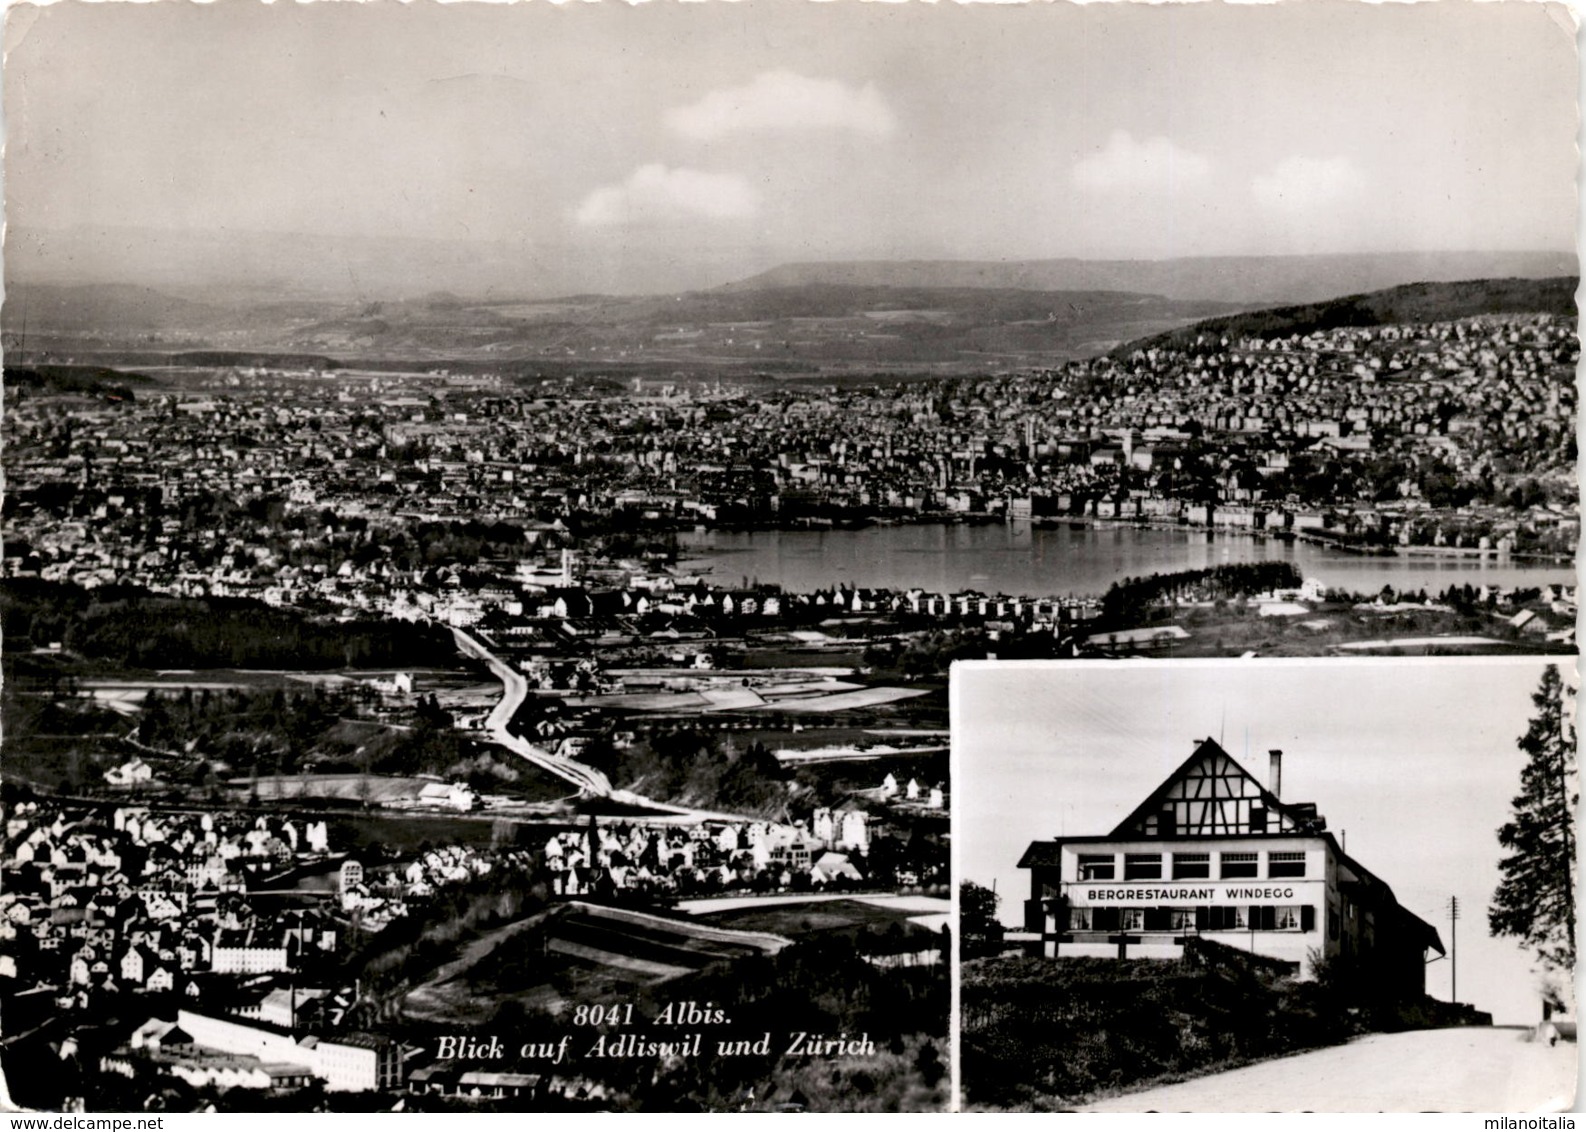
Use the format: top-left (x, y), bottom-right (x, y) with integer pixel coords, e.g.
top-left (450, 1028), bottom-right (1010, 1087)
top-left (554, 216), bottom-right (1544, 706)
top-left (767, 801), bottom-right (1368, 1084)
top-left (665, 70), bottom-right (896, 141)
top-left (1071, 131), bottom-right (1212, 193)
top-left (1252, 155), bottom-right (1367, 213)
top-left (574, 164), bottom-right (758, 227)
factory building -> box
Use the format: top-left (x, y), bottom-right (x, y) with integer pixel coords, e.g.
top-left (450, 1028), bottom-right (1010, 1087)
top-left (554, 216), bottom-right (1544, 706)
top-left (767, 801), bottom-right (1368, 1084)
top-left (1018, 738), bottom-right (1444, 991)
top-left (175, 1010), bottom-right (402, 1092)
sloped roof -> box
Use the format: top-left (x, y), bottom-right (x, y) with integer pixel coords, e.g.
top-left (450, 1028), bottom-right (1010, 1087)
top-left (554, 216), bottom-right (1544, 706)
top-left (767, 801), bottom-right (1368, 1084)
top-left (1109, 738), bottom-right (1325, 839)
top-left (1016, 842), bottom-right (1066, 868)
top-left (1014, 737), bottom-right (1444, 956)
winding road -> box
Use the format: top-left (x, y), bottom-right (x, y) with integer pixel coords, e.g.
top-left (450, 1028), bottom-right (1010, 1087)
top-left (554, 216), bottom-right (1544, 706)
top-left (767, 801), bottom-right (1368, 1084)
top-left (453, 625), bottom-right (615, 797)
top-left (451, 626), bottom-right (751, 823)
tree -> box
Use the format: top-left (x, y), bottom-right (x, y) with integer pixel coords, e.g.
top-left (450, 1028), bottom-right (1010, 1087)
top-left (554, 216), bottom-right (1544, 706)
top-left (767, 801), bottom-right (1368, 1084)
top-left (1490, 665), bottom-right (1577, 975)
top-left (960, 880), bottom-right (1004, 944)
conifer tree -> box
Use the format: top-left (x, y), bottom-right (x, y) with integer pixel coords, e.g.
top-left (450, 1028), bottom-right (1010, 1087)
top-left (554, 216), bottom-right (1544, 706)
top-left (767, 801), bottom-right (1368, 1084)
top-left (1489, 665), bottom-right (1577, 971)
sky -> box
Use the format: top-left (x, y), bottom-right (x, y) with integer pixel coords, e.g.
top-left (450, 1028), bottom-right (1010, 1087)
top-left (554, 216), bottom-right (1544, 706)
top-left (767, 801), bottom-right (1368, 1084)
top-left (953, 657), bottom-right (1576, 1026)
top-left (3, 1), bottom-right (1579, 294)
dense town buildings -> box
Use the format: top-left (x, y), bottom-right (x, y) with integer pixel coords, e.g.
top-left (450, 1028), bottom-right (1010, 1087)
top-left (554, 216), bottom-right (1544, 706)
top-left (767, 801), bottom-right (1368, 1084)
top-left (5, 314), bottom-right (1576, 613)
top-left (0, 790), bottom-right (943, 1105)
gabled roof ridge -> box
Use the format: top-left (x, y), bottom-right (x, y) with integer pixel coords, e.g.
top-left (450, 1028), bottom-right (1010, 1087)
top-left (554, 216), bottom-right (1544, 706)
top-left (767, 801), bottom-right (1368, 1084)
top-left (1108, 736), bottom-right (1322, 837)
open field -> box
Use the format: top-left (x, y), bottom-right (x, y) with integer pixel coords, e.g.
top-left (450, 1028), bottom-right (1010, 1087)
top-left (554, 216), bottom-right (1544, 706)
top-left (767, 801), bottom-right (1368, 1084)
top-left (757, 679), bottom-right (865, 698)
top-left (685, 894), bottom-right (950, 937)
top-left (548, 904), bottom-right (786, 969)
top-left (402, 910), bottom-right (559, 1023)
top-left (237, 773), bottom-right (439, 803)
top-left (402, 901), bottom-right (790, 1023)
top-left (773, 744), bottom-right (949, 764)
top-left (1337, 636), bottom-right (1503, 650)
top-left (57, 662), bottom-right (489, 731)
top-left (735, 648), bottom-right (868, 670)
top-left (1111, 604), bottom-right (1574, 659)
top-left (604, 666), bottom-right (858, 681)
top-left (749, 686), bottom-right (930, 713)
top-left (562, 680), bottom-right (924, 716)
top-left (326, 812), bottom-right (503, 854)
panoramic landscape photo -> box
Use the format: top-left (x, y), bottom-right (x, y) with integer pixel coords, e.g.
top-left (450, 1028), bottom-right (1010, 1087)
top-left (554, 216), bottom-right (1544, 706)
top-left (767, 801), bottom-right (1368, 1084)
top-left (0, 0), bottom-right (1576, 1114)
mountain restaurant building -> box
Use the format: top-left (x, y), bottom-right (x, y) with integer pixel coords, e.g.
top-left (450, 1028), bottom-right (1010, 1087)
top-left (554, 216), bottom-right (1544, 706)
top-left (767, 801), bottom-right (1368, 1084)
top-left (1017, 739), bottom-right (1444, 990)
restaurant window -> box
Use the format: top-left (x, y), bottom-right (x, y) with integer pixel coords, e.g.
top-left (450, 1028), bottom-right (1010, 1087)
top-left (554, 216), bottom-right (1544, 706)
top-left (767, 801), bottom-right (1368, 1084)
top-left (1068, 907), bottom-right (1091, 931)
top-left (1170, 908), bottom-right (1195, 931)
top-left (1078, 854), bottom-right (1116, 881)
top-left (1196, 906), bottom-right (1242, 931)
top-left (1268, 851), bottom-right (1307, 878)
top-left (1275, 906), bottom-right (1300, 930)
top-left (1120, 908), bottom-right (1144, 931)
top-left (1172, 853), bottom-right (1211, 880)
top-left (1124, 853), bottom-right (1163, 880)
top-left (1220, 851), bottom-right (1259, 879)
top-left (1143, 907), bottom-right (1174, 931)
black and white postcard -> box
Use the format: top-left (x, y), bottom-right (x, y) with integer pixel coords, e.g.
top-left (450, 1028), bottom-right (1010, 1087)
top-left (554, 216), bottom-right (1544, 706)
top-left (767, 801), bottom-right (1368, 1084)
top-left (0, 0), bottom-right (1576, 1116)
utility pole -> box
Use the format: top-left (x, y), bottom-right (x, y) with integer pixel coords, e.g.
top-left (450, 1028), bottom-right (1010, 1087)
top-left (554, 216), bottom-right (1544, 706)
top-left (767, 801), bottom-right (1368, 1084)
top-left (1449, 895), bottom-right (1460, 1003)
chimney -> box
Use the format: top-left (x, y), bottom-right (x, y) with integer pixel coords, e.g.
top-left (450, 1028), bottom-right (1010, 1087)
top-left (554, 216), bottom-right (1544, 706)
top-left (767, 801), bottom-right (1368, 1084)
top-left (1268, 750), bottom-right (1283, 799)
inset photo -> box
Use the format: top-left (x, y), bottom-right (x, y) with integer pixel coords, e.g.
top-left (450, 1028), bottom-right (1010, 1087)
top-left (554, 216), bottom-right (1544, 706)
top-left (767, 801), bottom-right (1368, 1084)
top-left (954, 657), bottom-right (1578, 1112)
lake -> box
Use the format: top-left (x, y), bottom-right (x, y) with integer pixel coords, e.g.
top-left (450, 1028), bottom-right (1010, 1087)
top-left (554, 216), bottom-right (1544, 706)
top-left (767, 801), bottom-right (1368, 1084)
top-left (676, 523), bottom-right (1575, 599)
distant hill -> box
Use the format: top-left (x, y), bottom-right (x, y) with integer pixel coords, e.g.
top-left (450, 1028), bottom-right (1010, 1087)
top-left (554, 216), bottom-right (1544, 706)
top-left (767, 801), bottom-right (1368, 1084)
top-left (1113, 276), bottom-right (1579, 356)
top-left (274, 282), bottom-right (1244, 369)
top-left (612, 282), bottom-right (1235, 336)
top-left (730, 252), bottom-right (1577, 306)
top-left (5, 280), bottom-right (1242, 373)
top-left (7, 282), bottom-right (224, 333)
top-left (8, 267), bottom-right (1575, 376)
